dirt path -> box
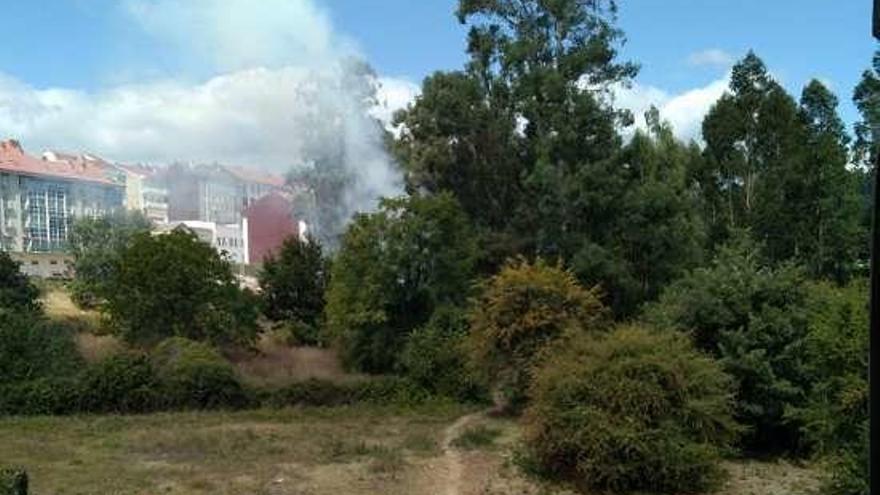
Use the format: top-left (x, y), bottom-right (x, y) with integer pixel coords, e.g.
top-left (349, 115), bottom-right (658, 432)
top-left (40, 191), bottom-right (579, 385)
top-left (437, 410), bottom-right (486, 495)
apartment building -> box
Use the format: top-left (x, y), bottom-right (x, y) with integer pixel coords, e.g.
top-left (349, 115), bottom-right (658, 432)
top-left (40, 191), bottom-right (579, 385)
top-left (110, 163), bottom-right (170, 224)
top-left (0, 139), bottom-right (125, 254)
top-left (165, 163), bottom-right (285, 224)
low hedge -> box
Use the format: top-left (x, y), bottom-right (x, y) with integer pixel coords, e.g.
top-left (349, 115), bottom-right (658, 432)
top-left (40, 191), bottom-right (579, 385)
top-left (258, 376), bottom-right (431, 408)
top-left (0, 468), bottom-right (27, 495)
top-left (0, 373), bottom-right (434, 416)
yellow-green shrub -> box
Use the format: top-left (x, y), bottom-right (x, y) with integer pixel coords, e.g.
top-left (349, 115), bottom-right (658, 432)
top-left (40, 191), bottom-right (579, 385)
top-left (466, 258), bottom-right (608, 408)
top-left (523, 325), bottom-right (739, 493)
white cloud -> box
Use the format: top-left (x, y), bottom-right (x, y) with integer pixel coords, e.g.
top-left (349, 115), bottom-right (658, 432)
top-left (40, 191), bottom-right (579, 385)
top-left (686, 49), bottom-right (735, 69)
top-left (124, 0), bottom-right (353, 72)
top-left (613, 76), bottom-right (730, 142)
top-left (371, 77), bottom-right (421, 129)
top-left (0, 0), bottom-right (411, 237)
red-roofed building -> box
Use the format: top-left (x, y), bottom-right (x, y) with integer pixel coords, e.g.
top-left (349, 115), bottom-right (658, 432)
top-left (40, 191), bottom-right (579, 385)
top-left (1, 139), bottom-right (125, 253)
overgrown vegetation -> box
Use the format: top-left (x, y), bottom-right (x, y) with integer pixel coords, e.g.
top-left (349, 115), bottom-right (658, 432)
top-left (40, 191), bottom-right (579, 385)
top-left (644, 235), bottom-right (812, 452)
top-left (67, 211), bottom-right (152, 308)
top-left (325, 192), bottom-right (476, 373)
top-left (465, 258), bottom-right (608, 409)
top-left (523, 325), bottom-right (740, 494)
top-left (258, 235), bottom-right (328, 345)
top-left (103, 229), bottom-right (259, 348)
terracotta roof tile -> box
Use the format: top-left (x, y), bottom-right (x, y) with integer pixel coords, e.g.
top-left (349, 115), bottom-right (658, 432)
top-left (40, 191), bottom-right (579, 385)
top-left (0, 139), bottom-right (122, 186)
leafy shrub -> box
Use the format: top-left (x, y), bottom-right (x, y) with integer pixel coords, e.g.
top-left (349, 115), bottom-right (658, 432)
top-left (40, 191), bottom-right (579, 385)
top-left (272, 319), bottom-right (323, 347)
top-left (260, 376), bottom-right (431, 408)
top-left (77, 353), bottom-right (161, 414)
top-left (103, 230), bottom-right (259, 348)
top-left (325, 193), bottom-right (477, 373)
top-left (523, 325), bottom-right (739, 494)
top-left (465, 258), bottom-right (608, 409)
top-left (0, 468), bottom-right (28, 495)
top-left (67, 211), bottom-right (152, 310)
top-left (643, 236), bottom-right (811, 452)
top-left (0, 312), bottom-right (83, 385)
top-left (150, 337), bottom-right (248, 409)
top-left (0, 251), bottom-right (40, 314)
top-left (0, 377), bottom-right (81, 416)
top-left (794, 281), bottom-right (868, 495)
top-left (259, 235), bottom-right (328, 339)
top-left (399, 306), bottom-right (484, 402)
top-left (351, 376), bottom-right (430, 406)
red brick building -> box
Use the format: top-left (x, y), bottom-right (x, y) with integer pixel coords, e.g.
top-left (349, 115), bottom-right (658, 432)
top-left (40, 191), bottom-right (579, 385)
top-left (243, 192), bottom-right (299, 265)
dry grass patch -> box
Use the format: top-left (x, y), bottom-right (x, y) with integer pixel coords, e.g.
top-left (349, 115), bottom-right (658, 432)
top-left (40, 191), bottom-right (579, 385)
top-left (231, 334), bottom-right (366, 387)
top-left (0, 405), bottom-right (466, 495)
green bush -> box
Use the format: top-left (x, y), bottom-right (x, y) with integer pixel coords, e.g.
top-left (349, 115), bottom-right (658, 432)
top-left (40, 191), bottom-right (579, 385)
top-left (523, 325), bottom-right (740, 494)
top-left (103, 230), bottom-right (259, 348)
top-left (643, 236), bottom-right (811, 452)
top-left (325, 193), bottom-right (477, 373)
top-left (794, 281), bottom-right (868, 495)
top-left (0, 312), bottom-right (83, 385)
top-left (272, 319), bottom-right (323, 347)
top-left (258, 235), bottom-right (328, 337)
top-left (0, 252), bottom-right (40, 314)
top-left (260, 376), bottom-right (431, 408)
top-left (0, 468), bottom-right (28, 495)
top-left (151, 338), bottom-right (248, 409)
top-left (466, 258), bottom-right (608, 409)
top-left (0, 377), bottom-right (81, 416)
top-left (399, 306), bottom-right (485, 402)
top-left (77, 353), bottom-right (161, 414)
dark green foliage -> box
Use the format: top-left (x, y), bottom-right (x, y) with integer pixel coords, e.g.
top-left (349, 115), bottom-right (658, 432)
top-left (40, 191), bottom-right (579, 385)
top-left (853, 49), bottom-right (880, 168)
top-left (67, 211), bottom-right (151, 308)
top-left (797, 80), bottom-right (865, 281)
top-left (794, 282), bottom-right (868, 495)
top-left (702, 52), bottom-right (807, 254)
top-left (0, 311), bottom-right (83, 384)
top-left (394, 0), bottom-right (636, 281)
top-left (77, 353), bottom-right (162, 414)
top-left (644, 235), bottom-right (811, 452)
top-left (0, 251), bottom-right (40, 314)
top-left (259, 377), bottom-right (431, 408)
top-left (258, 235), bottom-right (327, 345)
top-left (151, 337), bottom-right (248, 410)
top-left (103, 229), bottom-right (259, 348)
top-left (325, 193), bottom-right (477, 373)
top-left (399, 306), bottom-right (484, 402)
top-left (0, 377), bottom-right (81, 416)
top-left (852, 50), bottom-right (879, 263)
top-left (466, 258), bottom-right (608, 409)
top-left (570, 112), bottom-right (706, 314)
top-left (523, 325), bottom-right (739, 494)
top-left (0, 468), bottom-right (28, 495)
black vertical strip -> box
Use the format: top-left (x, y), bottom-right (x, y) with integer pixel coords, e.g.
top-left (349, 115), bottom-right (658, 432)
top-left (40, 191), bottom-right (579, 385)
top-left (875, 0), bottom-right (880, 39)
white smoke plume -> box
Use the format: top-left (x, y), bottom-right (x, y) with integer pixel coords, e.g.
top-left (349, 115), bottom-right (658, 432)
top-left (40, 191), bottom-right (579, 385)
top-left (0, 0), bottom-right (416, 237)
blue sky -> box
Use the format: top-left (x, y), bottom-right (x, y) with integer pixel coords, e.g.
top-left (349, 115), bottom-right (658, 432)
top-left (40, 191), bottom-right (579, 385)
top-left (0, 0), bottom-right (876, 164)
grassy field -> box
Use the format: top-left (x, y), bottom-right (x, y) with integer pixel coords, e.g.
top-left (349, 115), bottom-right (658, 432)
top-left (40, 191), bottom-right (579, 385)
top-left (0, 406), bottom-right (821, 495)
top-left (0, 406), bottom-right (468, 495)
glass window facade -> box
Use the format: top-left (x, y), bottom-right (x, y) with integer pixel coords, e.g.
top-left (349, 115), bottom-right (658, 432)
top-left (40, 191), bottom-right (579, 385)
top-left (22, 180), bottom-right (69, 252)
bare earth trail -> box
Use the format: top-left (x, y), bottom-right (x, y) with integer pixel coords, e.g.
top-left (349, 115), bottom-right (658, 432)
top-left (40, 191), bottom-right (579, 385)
top-left (437, 409), bottom-right (486, 495)
top-left (406, 407), bottom-right (552, 495)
